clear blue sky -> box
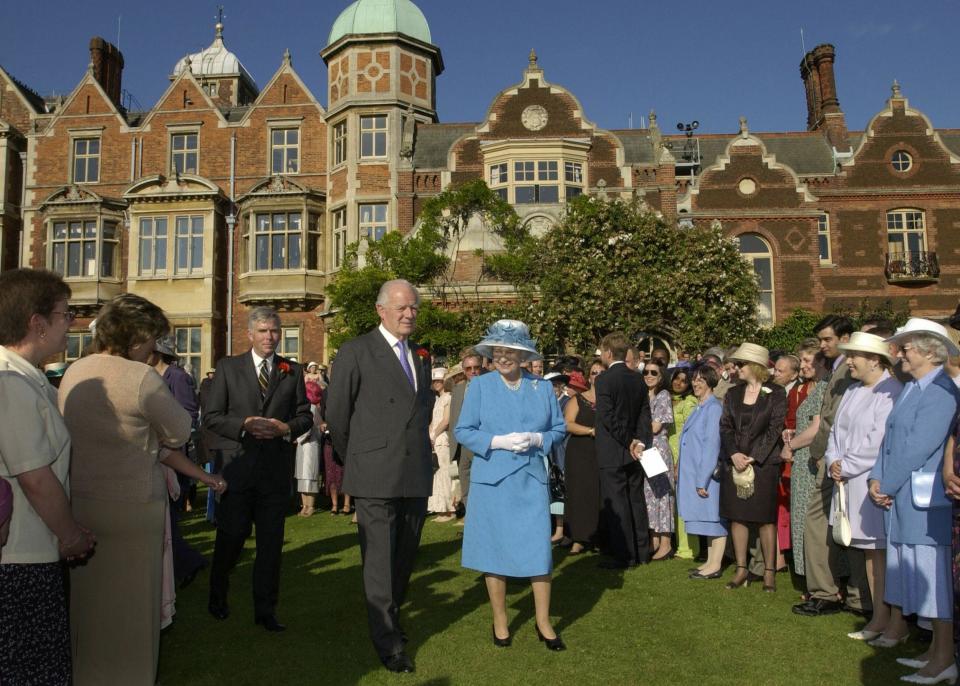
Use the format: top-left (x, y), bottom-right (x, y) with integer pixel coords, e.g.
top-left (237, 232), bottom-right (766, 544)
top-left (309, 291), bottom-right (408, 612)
top-left (4, 0), bottom-right (958, 134)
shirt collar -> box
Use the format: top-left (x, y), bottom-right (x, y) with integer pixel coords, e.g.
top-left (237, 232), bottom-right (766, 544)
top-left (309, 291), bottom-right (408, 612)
top-left (608, 360), bottom-right (625, 368)
top-left (915, 364), bottom-right (943, 391)
top-left (378, 324), bottom-right (406, 350)
top-left (832, 354), bottom-right (846, 371)
top-left (0, 345), bottom-right (53, 392)
top-left (251, 350), bottom-right (275, 370)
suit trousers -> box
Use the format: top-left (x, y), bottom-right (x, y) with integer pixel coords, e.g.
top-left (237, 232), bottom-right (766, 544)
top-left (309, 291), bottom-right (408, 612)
top-left (598, 461), bottom-right (650, 565)
top-left (355, 496), bottom-right (427, 658)
top-left (456, 447), bottom-right (473, 506)
top-left (803, 461), bottom-right (871, 609)
top-left (208, 467), bottom-right (289, 618)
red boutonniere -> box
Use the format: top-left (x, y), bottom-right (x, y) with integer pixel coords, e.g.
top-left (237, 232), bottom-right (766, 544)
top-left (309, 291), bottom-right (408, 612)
top-left (415, 347), bottom-right (430, 362)
top-left (278, 361), bottom-right (291, 376)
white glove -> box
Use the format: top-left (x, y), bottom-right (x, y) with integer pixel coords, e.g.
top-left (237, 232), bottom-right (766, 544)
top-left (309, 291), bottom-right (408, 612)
top-left (511, 432), bottom-right (544, 452)
top-left (491, 433), bottom-right (524, 451)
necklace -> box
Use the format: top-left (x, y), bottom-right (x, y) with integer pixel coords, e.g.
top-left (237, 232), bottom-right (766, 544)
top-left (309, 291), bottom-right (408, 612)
top-left (500, 374), bottom-right (522, 391)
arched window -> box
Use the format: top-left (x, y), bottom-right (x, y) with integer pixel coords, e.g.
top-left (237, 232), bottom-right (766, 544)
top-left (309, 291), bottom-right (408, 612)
top-left (738, 233), bottom-right (775, 327)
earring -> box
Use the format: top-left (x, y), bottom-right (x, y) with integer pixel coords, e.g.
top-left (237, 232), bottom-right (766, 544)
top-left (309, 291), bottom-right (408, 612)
top-left (39, 330), bottom-right (47, 339)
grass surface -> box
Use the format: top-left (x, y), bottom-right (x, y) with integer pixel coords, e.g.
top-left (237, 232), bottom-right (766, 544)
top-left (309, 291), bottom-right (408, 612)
top-left (159, 499), bottom-right (921, 685)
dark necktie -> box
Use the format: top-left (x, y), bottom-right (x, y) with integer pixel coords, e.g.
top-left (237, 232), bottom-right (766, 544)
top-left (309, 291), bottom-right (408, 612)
top-left (396, 341), bottom-right (415, 388)
top-left (258, 359), bottom-right (269, 397)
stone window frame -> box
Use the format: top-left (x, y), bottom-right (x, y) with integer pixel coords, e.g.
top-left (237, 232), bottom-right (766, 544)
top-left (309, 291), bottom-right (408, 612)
top-left (891, 150), bottom-right (912, 173)
top-left (359, 114), bottom-right (388, 159)
top-left (174, 326), bottom-right (202, 381)
top-left (174, 215), bottom-right (205, 275)
top-left (49, 217), bottom-right (120, 281)
top-left (169, 131), bottom-right (200, 176)
top-left (817, 213), bottom-right (832, 265)
top-left (884, 143), bottom-right (920, 180)
top-left (65, 331), bottom-right (93, 362)
top-left (269, 127), bottom-right (300, 175)
top-left (331, 205), bottom-right (348, 271)
top-left (332, 119), bottom-right (348, 168)
top-left (481, 139), bottom-right (590, 207)
top-left (358, 202), bottom-right (388, 241)
top-left (239, 201), bottom-right (323, 275)
top-left (71, 136), bottom-right (101, 184)
top-left (737, 232), bottom-right (776, 327)
top-left (138, 215), bottom-right (169, 276)
top-left (279, 326), bottom-right (301, 362)
top-left (885, 208), bottom-right (927, 257)
top-left (252, 210), bottom-right (305, 271)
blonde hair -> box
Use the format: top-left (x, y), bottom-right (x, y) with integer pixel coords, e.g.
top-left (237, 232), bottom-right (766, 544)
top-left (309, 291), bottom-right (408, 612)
top-left (744, 361), bottom-right (770, 383)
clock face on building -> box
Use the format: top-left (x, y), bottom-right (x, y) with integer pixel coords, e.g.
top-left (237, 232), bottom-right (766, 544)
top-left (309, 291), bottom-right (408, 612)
top-left (521, 105), bottom-right (548, 131)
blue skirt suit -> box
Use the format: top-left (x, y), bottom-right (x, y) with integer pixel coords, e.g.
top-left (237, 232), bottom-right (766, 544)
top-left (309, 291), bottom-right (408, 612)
top-left (677, 395), bottom-right (728, 537)
top-left (869, 368), bottom-right (959, 619)
top-left (455, 372), bottom-right (567, 577)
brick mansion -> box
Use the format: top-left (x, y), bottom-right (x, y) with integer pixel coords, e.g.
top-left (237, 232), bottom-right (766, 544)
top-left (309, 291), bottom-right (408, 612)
top-left (1, 0), bottom-right (959, 371)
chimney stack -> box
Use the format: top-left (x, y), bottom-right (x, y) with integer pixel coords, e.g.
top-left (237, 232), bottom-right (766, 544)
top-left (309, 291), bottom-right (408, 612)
top-left (799, 43), bottom-right (849, 150)
top-left (89, 37), bottom-right (124, 108)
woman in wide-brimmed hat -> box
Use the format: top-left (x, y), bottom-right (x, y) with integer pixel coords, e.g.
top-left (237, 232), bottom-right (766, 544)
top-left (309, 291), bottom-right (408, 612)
top-left (428, 367), bottom-right (457, 522)
top-left (865, 319), bottom-right (960, 683)
top-left (822, 332), bottom-right (903, 643)
top-left (717, 342), bottom-right (788, 593)
top-left (455, 320), bottom-right (567, 650)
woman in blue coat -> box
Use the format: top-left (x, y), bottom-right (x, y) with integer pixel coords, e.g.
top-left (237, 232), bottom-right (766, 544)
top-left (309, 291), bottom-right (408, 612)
top-left (678, 364), bottom-right (728, 580)
top-left (867, 319), bottom-right (960, 685)
top-left (455, 320), bottom-right (567, 651)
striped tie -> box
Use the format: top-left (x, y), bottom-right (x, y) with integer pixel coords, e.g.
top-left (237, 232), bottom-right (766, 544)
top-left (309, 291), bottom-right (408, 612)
top-left (258, 360), bottom-right (269, 397)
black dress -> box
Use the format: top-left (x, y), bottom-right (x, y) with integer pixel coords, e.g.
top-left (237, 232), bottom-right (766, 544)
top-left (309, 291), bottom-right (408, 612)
top-left (565, 395), bottom-right (601, 544)
top-left (718, 382), bottom-right (787, 524)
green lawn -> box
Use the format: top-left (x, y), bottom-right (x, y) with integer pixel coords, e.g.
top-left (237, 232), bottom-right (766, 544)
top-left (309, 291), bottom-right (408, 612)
top-left (160, 501), bottom-right (921, 686)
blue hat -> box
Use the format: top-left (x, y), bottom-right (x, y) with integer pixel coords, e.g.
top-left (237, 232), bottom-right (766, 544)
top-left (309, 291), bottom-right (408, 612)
top-left (474, 320), bottom-right (541, 361)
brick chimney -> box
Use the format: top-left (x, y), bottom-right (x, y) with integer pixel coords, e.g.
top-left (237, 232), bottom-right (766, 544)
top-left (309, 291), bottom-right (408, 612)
top-left (89, 37), bottom-right (124, 108)
top-left (799, 43), bottom-right (849, 150)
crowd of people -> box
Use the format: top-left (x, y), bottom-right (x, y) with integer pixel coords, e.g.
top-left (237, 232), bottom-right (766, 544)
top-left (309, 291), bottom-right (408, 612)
top-left (4, 268), bottom-right (960, 682)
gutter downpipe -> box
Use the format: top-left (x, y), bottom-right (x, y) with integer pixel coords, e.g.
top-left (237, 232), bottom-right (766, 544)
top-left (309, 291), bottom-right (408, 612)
top-left (226, 133), bottom-right (236, 356)
top-left (18, 151), bottom-right (27, 267)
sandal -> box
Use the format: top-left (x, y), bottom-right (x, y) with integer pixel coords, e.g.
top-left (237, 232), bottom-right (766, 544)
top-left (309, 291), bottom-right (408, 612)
top-left (330, 509), bottom-right (340, 516)
top-left (725, 565), bottom-right (749, 590)
top-left (762, 567), bottom-right (777, 593)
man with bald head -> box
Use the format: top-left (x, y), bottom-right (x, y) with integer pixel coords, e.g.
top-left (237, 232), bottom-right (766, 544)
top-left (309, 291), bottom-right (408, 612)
top-left (326, 279), bottom-right (434, 673)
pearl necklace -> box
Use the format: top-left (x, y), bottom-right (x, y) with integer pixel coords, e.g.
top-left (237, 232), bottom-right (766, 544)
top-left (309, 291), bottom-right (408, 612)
top-left (500, 375), bottom-right (522, 392)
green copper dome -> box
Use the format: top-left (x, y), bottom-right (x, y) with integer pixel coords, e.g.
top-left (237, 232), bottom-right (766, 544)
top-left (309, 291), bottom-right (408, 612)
top-left (328, 0), bottom-right (432, 46)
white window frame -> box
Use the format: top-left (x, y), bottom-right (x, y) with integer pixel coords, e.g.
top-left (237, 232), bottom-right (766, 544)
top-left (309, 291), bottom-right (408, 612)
top-left (359, 203), bottom-right (388, 241)
top-left (359, 114), bottom-right (388, 159)
top-left (279, 326), bottom-right (300, 362)
top-left (72, 137), bottom-right (100, 183)
top-left (738, 233), bottom-right (776, 327)
top-left (65, 331), bottom-right (94, 362)
top-left (270, 127), bottom-right (300, 174)
top-left (886, 208), bottom-right (926, 256)
top-left (174, 326), bottom-right (202, 381)
top-left (174, 215), bottom-right (204, 275)
top-left (50, 219), bottom-right (118, 279)
top-left (253, 211), bottom-right (303, 271)
top-left (333, 120), bottom-right (347, 166)
top-left (170, 132), bottom-right (199, 175)
top-left (138, 216), bottom-right (169, 276)
top-left (817, 213), bottom-right (831, 265)
top-left (891, 150), bottom-right (913, 173)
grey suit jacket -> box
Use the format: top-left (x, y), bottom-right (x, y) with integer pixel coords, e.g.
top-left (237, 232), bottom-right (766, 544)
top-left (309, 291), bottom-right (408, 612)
top-left (326, 329), bottom-right (435, 498)
top-left (447, 379), bottom-right (473, 462)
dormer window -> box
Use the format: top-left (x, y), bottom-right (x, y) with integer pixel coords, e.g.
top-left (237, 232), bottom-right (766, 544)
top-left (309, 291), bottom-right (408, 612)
top-left (171, 133), bottom-right (199, 175)
top-left (72, 138), bottom-right (100, 183)
top-left (271, 128), bottom-right (300, 174)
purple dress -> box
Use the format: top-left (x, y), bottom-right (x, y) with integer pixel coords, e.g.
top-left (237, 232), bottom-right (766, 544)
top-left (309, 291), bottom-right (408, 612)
top-left (644, 390), bottom-right (675, 533)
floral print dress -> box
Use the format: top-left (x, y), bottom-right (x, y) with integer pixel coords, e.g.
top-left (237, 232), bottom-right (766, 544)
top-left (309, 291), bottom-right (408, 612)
top-left (789, 380), bottom-right (827, 576)
top-left (644, 389), bottom-right (675, 533)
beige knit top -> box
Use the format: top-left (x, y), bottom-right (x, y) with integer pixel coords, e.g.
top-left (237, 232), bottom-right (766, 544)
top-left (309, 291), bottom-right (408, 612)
top-left (59, 354), bottom-right (192, 503)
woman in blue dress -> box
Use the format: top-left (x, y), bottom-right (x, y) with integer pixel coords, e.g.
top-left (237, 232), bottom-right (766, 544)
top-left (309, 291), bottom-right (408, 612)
top-left (678, 364), bottom-right (728, 579)
top-left (455, 320), bottom-right (567, 651)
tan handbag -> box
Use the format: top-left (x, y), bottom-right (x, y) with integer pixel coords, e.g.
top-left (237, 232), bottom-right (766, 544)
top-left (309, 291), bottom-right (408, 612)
top-left (832, 481), bottom-right (853, 547)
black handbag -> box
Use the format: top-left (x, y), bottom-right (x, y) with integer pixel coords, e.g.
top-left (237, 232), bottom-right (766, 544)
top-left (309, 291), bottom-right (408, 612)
top-left (549, 464), bottom-right (566, 502)
top-left (431, 451), bottom-right (440, 472)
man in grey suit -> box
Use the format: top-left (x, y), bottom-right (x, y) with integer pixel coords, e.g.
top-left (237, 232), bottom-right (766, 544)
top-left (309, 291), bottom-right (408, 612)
top-left (447, 347), bottom-right (483, 509)
top-left (326, 279), bottom-right (434, 674)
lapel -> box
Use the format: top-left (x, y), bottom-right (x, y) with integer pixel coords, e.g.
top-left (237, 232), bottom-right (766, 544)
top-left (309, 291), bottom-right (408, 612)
top-left (262, 355), bottom-right (285, 410)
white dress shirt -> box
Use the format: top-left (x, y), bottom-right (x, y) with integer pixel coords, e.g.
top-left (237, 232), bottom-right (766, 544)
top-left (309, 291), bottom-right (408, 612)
top-left (379, 324), bottom-right (418, 391)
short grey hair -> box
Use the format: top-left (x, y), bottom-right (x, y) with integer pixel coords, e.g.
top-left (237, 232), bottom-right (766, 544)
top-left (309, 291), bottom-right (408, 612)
top-left (905, 333), bottom-right (949, 365)
top-left (248, 306), bottom-right (281, 331)
top-left (376, 279), bottom-right (419, 307)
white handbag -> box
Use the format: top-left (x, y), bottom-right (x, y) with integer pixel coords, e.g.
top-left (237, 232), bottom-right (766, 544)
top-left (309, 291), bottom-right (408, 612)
top-left (911, 471), bottom-right (951, 510)
top-left (832, 481), bottom-right (853, 547)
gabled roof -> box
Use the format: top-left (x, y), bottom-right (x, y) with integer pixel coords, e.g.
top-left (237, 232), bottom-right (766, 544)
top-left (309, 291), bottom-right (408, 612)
top-left (0, 67), bottom-right (44, 113)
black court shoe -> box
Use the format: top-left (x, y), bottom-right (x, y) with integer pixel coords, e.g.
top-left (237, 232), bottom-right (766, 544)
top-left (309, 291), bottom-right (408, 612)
top-left (536, 625), bottom-right (566, 652)
top-left (492, 625), bottom-right (512, 648)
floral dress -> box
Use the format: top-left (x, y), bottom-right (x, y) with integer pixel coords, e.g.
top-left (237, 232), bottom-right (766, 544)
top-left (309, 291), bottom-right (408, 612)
top-left (644, 389), bottom-right (675, 533)
top-left (789, 379), bottom-right (827, 576)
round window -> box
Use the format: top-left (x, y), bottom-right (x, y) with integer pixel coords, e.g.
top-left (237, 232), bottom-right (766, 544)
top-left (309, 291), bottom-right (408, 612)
top-left (891, 150), bottom-right (913, 172)
top-left (738, 178), bottom-right (757, 195)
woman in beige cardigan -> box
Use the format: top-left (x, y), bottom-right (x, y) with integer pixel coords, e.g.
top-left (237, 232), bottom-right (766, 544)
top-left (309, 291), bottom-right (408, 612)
top-left (59, 294), bottom-right (226, 686)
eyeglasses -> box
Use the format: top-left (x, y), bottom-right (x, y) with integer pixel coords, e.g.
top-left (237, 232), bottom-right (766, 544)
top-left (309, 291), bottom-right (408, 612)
top-left (642, 370), bottom-right (660, 377)
top-left (900, 344), bottom-right (914, 352)
top-left (462, 364), bottom-right (482, 372)
top-left (50, 310), bottom-right (76, 323)
top-left (734, 361), bottom-right (746, 368)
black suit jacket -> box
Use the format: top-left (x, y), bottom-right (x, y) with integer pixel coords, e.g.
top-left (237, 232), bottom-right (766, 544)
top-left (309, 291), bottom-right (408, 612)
top-left (594, 362), bottom-right (653, 470)
top-left (718, 381), bottom-right (787, 466)
top-left (203, 351), bottom-right (313, 490)
top-left (326, 329), bottom-right (434, 498)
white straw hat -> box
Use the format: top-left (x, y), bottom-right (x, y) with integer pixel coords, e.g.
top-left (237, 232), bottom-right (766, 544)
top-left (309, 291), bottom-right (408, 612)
top-left (431, 367), bottom-right (448, 381)
top-left (838, 331), bottom-right (896, 365)
top-left (886, 318), bottom-right (960, 357)
top-left (728, 342), bottom-right (770, 367)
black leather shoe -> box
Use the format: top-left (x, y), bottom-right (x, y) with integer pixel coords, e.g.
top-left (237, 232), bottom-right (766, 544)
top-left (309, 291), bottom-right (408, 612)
top-left (792, 599), bottom-right (842, 617)
top-left (689, 569), bottom-right (723, 580)
top-left (535, 625), bottom-right (566, 651)
top-left (492, 625), bottom-right (512, 648)
top-left (381, 652), bottom-right (414, 673)
top-left (254, 614), bottom-right (287, 632)
top-left (207, 600), bottom-right (229, 621)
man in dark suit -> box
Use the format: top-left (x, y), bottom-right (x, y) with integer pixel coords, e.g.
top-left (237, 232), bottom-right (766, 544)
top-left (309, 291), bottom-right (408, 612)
top-left (326, 279), bottom-right (434, 674)
top-left (447, 347), bottom-right (483, 510)
top-left (594, 332), bottom-right (653, 569)
top-left (204, 307), bottom-right (313, 632)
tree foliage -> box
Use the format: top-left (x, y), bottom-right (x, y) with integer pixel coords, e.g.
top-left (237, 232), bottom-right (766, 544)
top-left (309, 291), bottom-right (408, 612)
top-left (524, 196), bottom-right (760, 354)
top-left (756, 301), bottom-right (911, 354)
